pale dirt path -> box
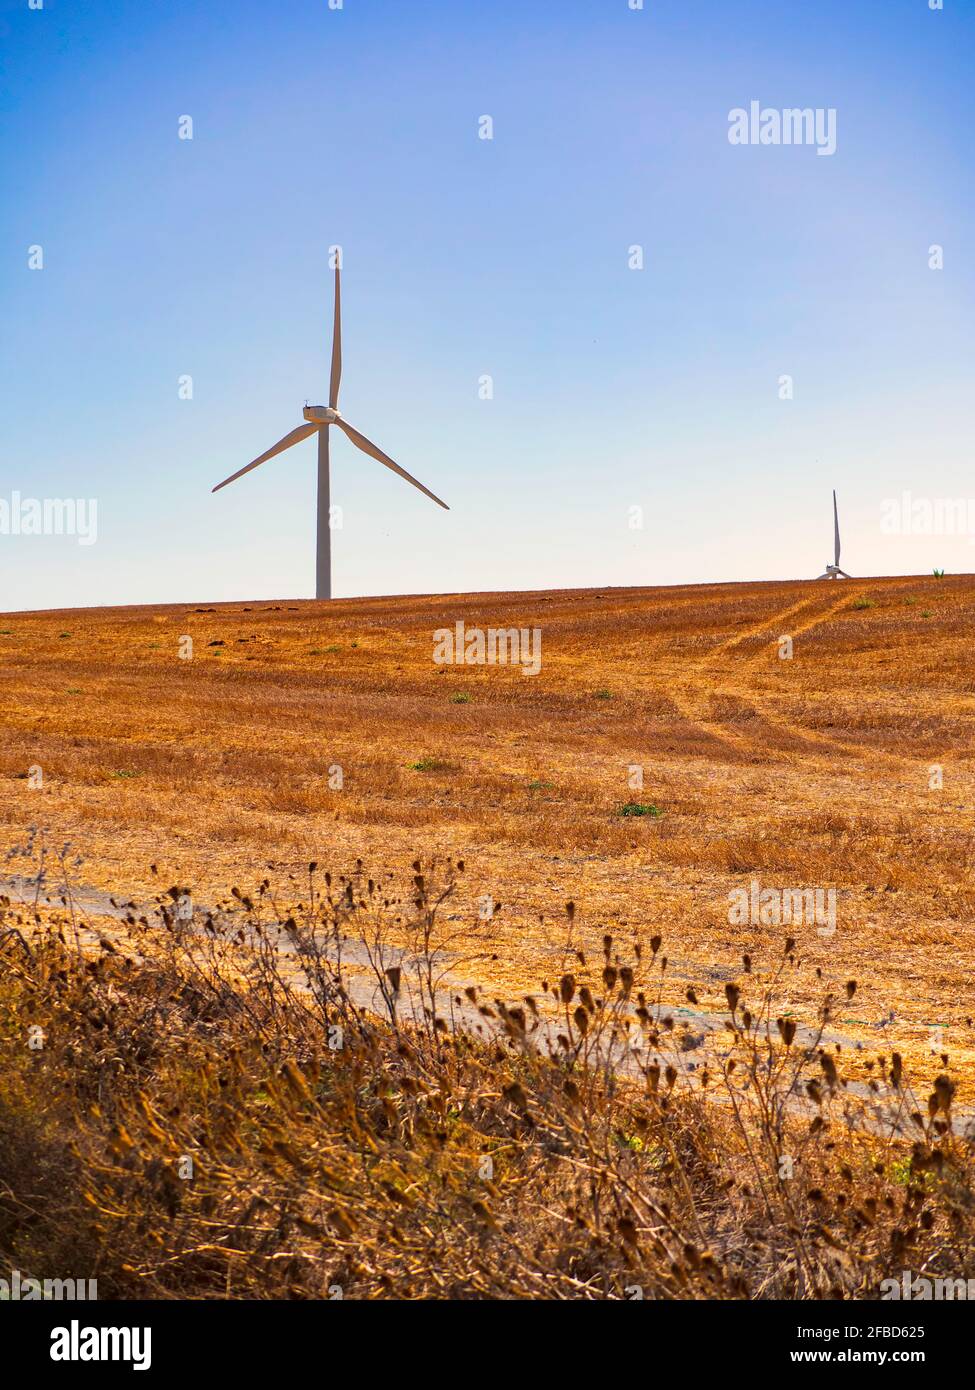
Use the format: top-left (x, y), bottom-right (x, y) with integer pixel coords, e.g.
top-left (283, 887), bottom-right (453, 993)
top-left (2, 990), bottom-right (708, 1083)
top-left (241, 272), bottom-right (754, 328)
top-left (5, 871), bottom-right (968, 1139)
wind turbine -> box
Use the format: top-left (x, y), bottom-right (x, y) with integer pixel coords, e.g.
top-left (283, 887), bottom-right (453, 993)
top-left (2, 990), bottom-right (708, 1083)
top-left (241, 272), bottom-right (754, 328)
top-left (212, 263), bottom-right (448, 599)
top-left (816, 490), bottom-right (851, 579)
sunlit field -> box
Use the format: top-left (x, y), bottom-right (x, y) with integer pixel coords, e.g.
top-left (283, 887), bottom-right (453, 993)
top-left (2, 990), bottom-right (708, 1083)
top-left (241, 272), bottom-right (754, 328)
top-left (3, 575), bottom-right (975, 1090)
top-left (3, 576), bottom-right (975, 1298)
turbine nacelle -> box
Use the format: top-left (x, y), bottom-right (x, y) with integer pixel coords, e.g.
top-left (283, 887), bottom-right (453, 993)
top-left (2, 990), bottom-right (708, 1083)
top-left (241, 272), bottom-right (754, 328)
top-left (303, 405), bottom-right (341, 425)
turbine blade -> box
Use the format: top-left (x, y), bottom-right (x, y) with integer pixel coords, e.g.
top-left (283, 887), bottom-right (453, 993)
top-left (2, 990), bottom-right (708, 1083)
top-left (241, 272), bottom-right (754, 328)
top-left (833, 489), bottom-right (840, 567)
top-left (212, 423), bottom-right (319, 493)
top-left (329, 263), bottom-right (342, 409)
top-left (335, 419), bottom-right (449, 510)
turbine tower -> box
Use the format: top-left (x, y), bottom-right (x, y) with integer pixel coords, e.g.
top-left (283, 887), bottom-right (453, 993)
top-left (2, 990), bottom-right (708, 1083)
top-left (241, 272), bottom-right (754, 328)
top-left (212, 263), bottom-right (448, 599)
top-left (816, 490), bottom-right (851, 579)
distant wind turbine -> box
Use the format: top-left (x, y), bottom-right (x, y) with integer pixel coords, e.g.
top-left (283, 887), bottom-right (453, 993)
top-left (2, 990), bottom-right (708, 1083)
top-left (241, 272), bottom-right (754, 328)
top-left (212, 263), bottom-right (449, 599)
top-left (815, 490), bottom-right (851, 579)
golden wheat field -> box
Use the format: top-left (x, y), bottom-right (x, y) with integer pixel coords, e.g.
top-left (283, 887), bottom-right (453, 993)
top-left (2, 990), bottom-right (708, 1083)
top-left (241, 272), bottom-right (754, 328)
top-left (2, 574), bottom-right (974, 1090)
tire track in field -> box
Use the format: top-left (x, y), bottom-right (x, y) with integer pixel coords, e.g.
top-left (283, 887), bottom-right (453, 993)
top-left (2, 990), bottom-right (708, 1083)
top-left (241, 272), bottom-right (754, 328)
top-left (699, 591), bottom-right (828, 663)
top-left (671, 584), bottom-right (930, 776)
top-left (669, 588), bottom-right (857, 762)
top-left (706, 588), bottom-right (926, 773)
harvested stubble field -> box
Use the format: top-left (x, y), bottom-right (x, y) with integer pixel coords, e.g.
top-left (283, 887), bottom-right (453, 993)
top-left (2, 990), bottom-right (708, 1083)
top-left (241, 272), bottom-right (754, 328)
top-left (3, 575), bottom-right (975, 1300)
top-left (2, 573), bottom-right (974, 1093)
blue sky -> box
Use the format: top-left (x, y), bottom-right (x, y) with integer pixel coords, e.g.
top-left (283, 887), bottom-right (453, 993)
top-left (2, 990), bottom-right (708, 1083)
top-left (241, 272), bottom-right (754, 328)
top-left (1, 0), bottom-right (972, 608)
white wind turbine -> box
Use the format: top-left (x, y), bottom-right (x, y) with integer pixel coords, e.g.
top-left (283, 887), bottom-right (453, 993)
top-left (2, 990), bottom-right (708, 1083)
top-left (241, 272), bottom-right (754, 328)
top-left (815, 490), bottom-right (851, 579)
top-left (212, 264), bottom-right (448, 599)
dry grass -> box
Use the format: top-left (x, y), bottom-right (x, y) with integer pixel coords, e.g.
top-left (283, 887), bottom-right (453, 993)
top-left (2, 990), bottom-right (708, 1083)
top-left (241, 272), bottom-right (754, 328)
top-left (1, 857), bottom-right (972, 1300)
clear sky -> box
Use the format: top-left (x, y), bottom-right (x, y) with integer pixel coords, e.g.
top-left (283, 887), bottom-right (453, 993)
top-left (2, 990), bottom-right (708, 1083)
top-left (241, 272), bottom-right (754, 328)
top-left (1, 0), bottom-right (972, 609)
